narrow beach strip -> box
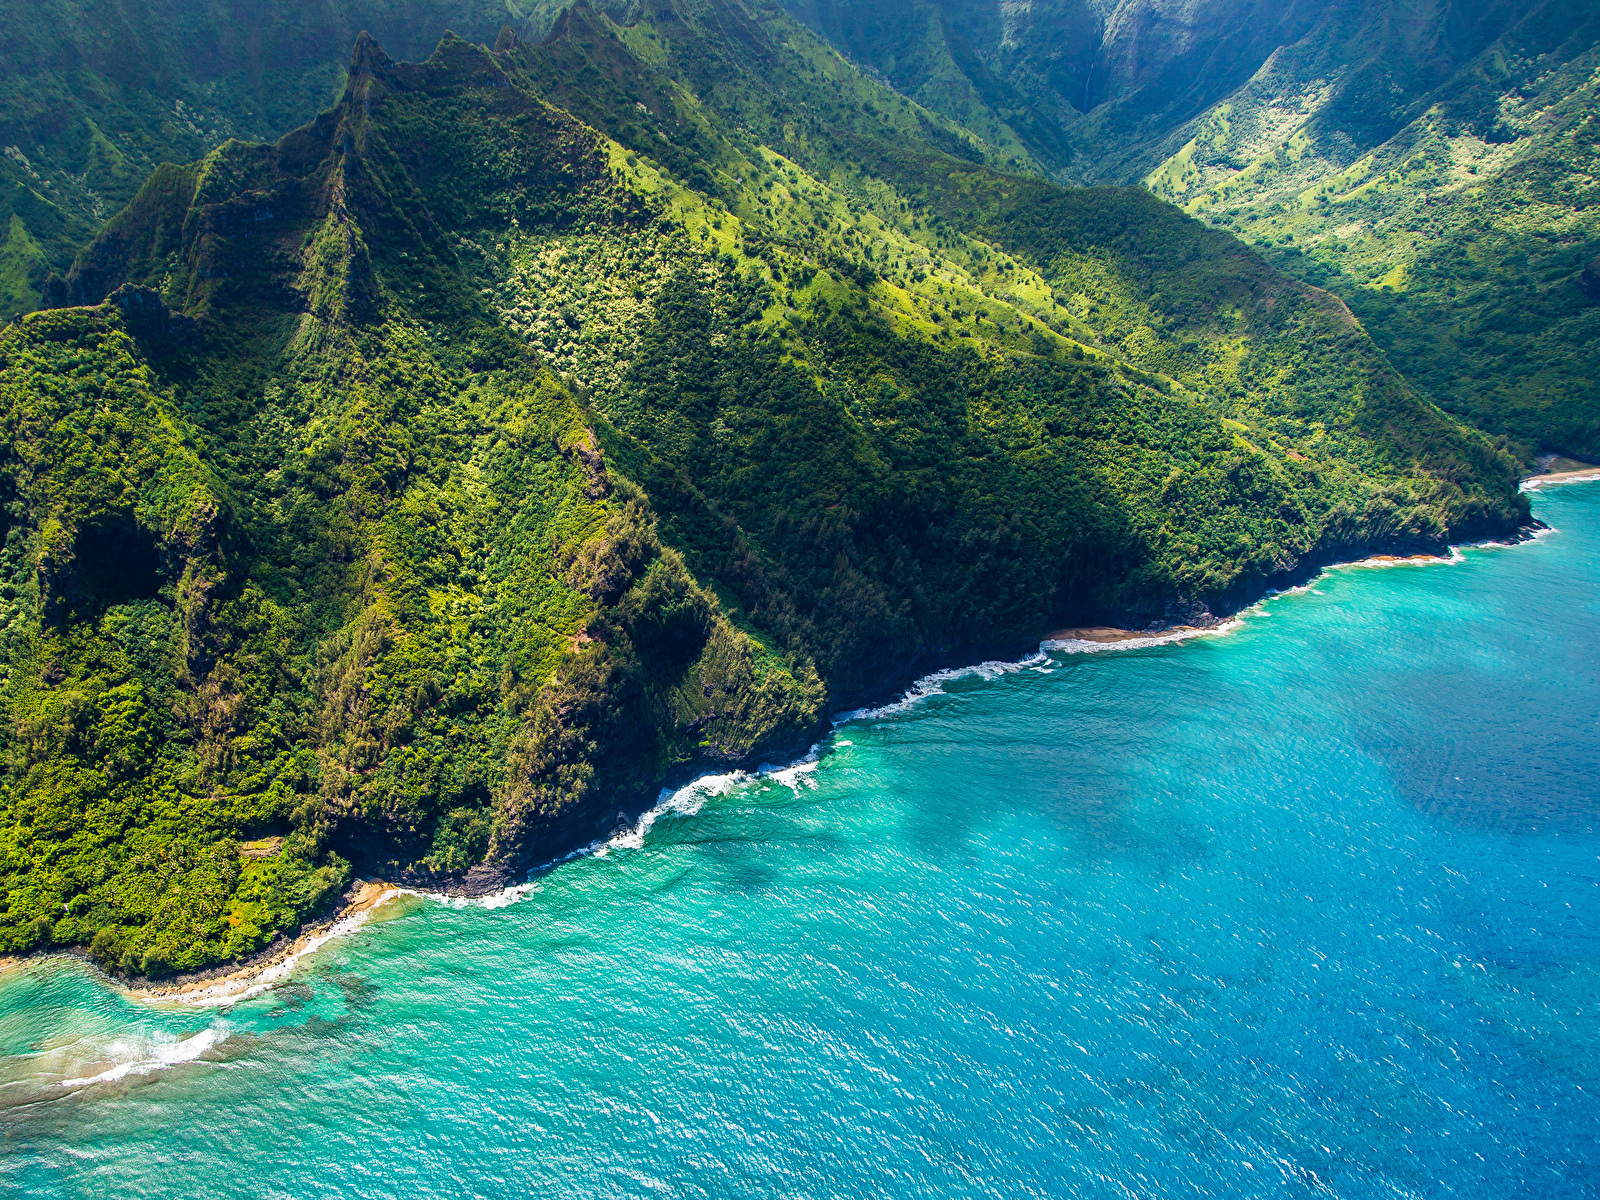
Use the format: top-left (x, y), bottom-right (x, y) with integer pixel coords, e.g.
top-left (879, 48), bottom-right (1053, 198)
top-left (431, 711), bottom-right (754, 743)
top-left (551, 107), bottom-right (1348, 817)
top-left (125, 881), bottom-right (403, 1008)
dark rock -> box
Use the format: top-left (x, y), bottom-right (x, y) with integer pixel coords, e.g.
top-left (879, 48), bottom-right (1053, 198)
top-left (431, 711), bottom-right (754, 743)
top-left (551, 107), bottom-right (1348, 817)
top-left (1580, 258), bottom-right (1600, 304)
top-left (109, 283), bottom-right (198, 350)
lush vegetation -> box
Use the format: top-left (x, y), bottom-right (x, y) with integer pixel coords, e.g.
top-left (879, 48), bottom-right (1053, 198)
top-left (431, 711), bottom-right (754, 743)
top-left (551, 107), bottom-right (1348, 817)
top-left (774, 0), bottom-right (1599, 462)
top-left (6, 0), bottom-right (1593, 460)
top-left (0, 36), bottom-right (824, 974)
top-left (0, 4), bottom-right (1534, 977)
top-left (1143, 0), bottom-right (1600, 460)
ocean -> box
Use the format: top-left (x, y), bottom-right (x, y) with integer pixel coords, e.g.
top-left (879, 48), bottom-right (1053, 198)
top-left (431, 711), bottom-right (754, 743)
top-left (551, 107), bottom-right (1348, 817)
top-left (2, 481), bottom-right (1597, 1199)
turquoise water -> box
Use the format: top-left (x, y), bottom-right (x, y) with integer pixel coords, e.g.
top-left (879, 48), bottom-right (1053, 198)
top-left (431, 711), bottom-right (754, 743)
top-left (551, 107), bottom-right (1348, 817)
top-left (3, 484), bottom-right (1599, 1199)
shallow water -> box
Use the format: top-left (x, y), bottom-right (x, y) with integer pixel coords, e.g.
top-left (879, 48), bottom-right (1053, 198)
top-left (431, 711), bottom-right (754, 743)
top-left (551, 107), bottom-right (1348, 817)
top-left (3, 485), bottom-right (1598, 1199)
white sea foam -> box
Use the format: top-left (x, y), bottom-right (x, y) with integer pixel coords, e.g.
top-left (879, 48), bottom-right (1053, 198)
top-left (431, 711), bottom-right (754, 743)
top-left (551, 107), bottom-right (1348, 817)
top-left (400, 747), bottom-right (832, 920)
top-left (154, 890), bottom-right (404, 1009)
top-left (58, 1023), bottom-right (229, 1087)
top-left (1042, 620), bottom-right (1243, 655)
top-left (599, 770), bottom-right (744, 856)
top-left (592, 745), bottom-right (825, 857)
top-left (478, 885), bottom-right (537, 910)
top-left (1521, 469), bottom-right (1600, 493)
top-left (759, 752), bottom-right (823, 796)
top-left (401, 881), bottom-right (543, 912)
top-left (832, 652), bottom-right (1047, 723)
top-left (1330, 546), bottom-right (1468, 570)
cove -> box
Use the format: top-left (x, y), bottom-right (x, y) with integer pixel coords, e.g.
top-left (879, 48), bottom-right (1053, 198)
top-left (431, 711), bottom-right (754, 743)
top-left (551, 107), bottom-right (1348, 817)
top-left (1, 484), bottom-right (1597, 1199)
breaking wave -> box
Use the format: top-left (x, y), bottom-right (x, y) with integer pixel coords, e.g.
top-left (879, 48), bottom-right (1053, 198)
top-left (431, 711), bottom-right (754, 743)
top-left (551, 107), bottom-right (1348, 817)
top-left (832, 652), bottom-right (1048, 723)
top-left (402, 746), bottom-right (829, 914)
top-left (0, 1020), bottom-right (237, 1093)
top-left (596, 745), bottom-right (825, 856)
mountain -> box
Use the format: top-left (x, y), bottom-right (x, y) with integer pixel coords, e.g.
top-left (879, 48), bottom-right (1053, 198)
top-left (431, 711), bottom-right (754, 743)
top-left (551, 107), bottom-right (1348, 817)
top-left (0, 0), bottom-right (532, 317)
top-left (0, 3), bottom-right (1526, 976)
top-left (6, 0), bottom-right (1594, 461)
top-left (777, 0), bottom-right (1576, 184)
top-left (1143, 0), bottom-right (1600, 460)
top-left (780, 0), bottom-right (1600, 461)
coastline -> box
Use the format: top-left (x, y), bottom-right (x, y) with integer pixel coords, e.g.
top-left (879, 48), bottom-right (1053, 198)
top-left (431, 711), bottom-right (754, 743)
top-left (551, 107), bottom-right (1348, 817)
top-left (13, 478), bottom-right (1598, 1188)
top-left (1040, 547), bottom-right (1478, 651)
top-left (1045, 625), bottom-right (1160, 645)
top-left (120, 880), bottom-right (404, 1007)
top-left (28, 486), bottom-right (1597, 1007)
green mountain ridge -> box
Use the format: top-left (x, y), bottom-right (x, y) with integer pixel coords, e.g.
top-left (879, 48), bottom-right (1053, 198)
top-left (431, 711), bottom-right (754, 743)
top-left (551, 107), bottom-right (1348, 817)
top-left (0, 3), bottom-right (1532, 977)
top-left (777, 0), bottom-right (1599, 462)
top-left (1144, 0), bottom-right (1600, 459)
top-left (0, 0), bottom-right (541, 316)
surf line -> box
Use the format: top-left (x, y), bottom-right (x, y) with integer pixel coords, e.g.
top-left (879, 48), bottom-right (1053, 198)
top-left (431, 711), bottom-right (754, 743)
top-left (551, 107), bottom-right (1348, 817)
top-left (364, 648), bottom-right (1072, 924)
top-left (134, 513), bottom-right (1568, 1009)
top-left (131, 748), bottom-right (835, 1008)
top-left (403, 746), bottom-right (833, 917)
top-left (149, 617), bottom-right (1295, 1007)
top-left (421, 509), bottom-right (1580, 922)
top-left (140, 651), bottom-right (1053, 1006)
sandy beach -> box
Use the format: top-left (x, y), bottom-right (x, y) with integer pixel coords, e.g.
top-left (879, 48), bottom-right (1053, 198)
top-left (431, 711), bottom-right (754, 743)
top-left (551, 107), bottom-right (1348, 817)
top-left (1042, 624), bottom-right (1219, 646)
top-left (1044, 625), bottom-right (1172, 644)
top-left (1524, 464), bottom-right (1600, 490)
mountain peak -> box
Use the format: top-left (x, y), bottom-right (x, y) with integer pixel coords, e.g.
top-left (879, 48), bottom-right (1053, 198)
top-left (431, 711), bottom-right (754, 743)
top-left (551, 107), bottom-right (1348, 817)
top-left (349, 30), bottom-right (393, 78)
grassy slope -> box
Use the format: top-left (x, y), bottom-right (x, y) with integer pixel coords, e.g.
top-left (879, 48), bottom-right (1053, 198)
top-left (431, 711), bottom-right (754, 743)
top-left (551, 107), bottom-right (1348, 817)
top-left (0, 13), bottom-right (1525, 976)
top-left (777, 0), bottom-right (1072, 173)
top-left (496, 0), bottom-right (1526, 590)
top-left (767, 0), bottom-right (1597, 458)
top-left (9, 0), bottom-right (1588, 460)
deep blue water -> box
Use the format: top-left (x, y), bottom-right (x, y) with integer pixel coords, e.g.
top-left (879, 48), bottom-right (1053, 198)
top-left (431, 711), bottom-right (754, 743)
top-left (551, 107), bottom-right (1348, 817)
top-left (2, 483), bottom-right (1598, 1199)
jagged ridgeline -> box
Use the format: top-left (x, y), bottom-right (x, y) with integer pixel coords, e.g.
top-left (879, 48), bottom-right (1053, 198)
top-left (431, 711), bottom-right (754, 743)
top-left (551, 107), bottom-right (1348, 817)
top-left (0, 18), bottom-right (1524, 976)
